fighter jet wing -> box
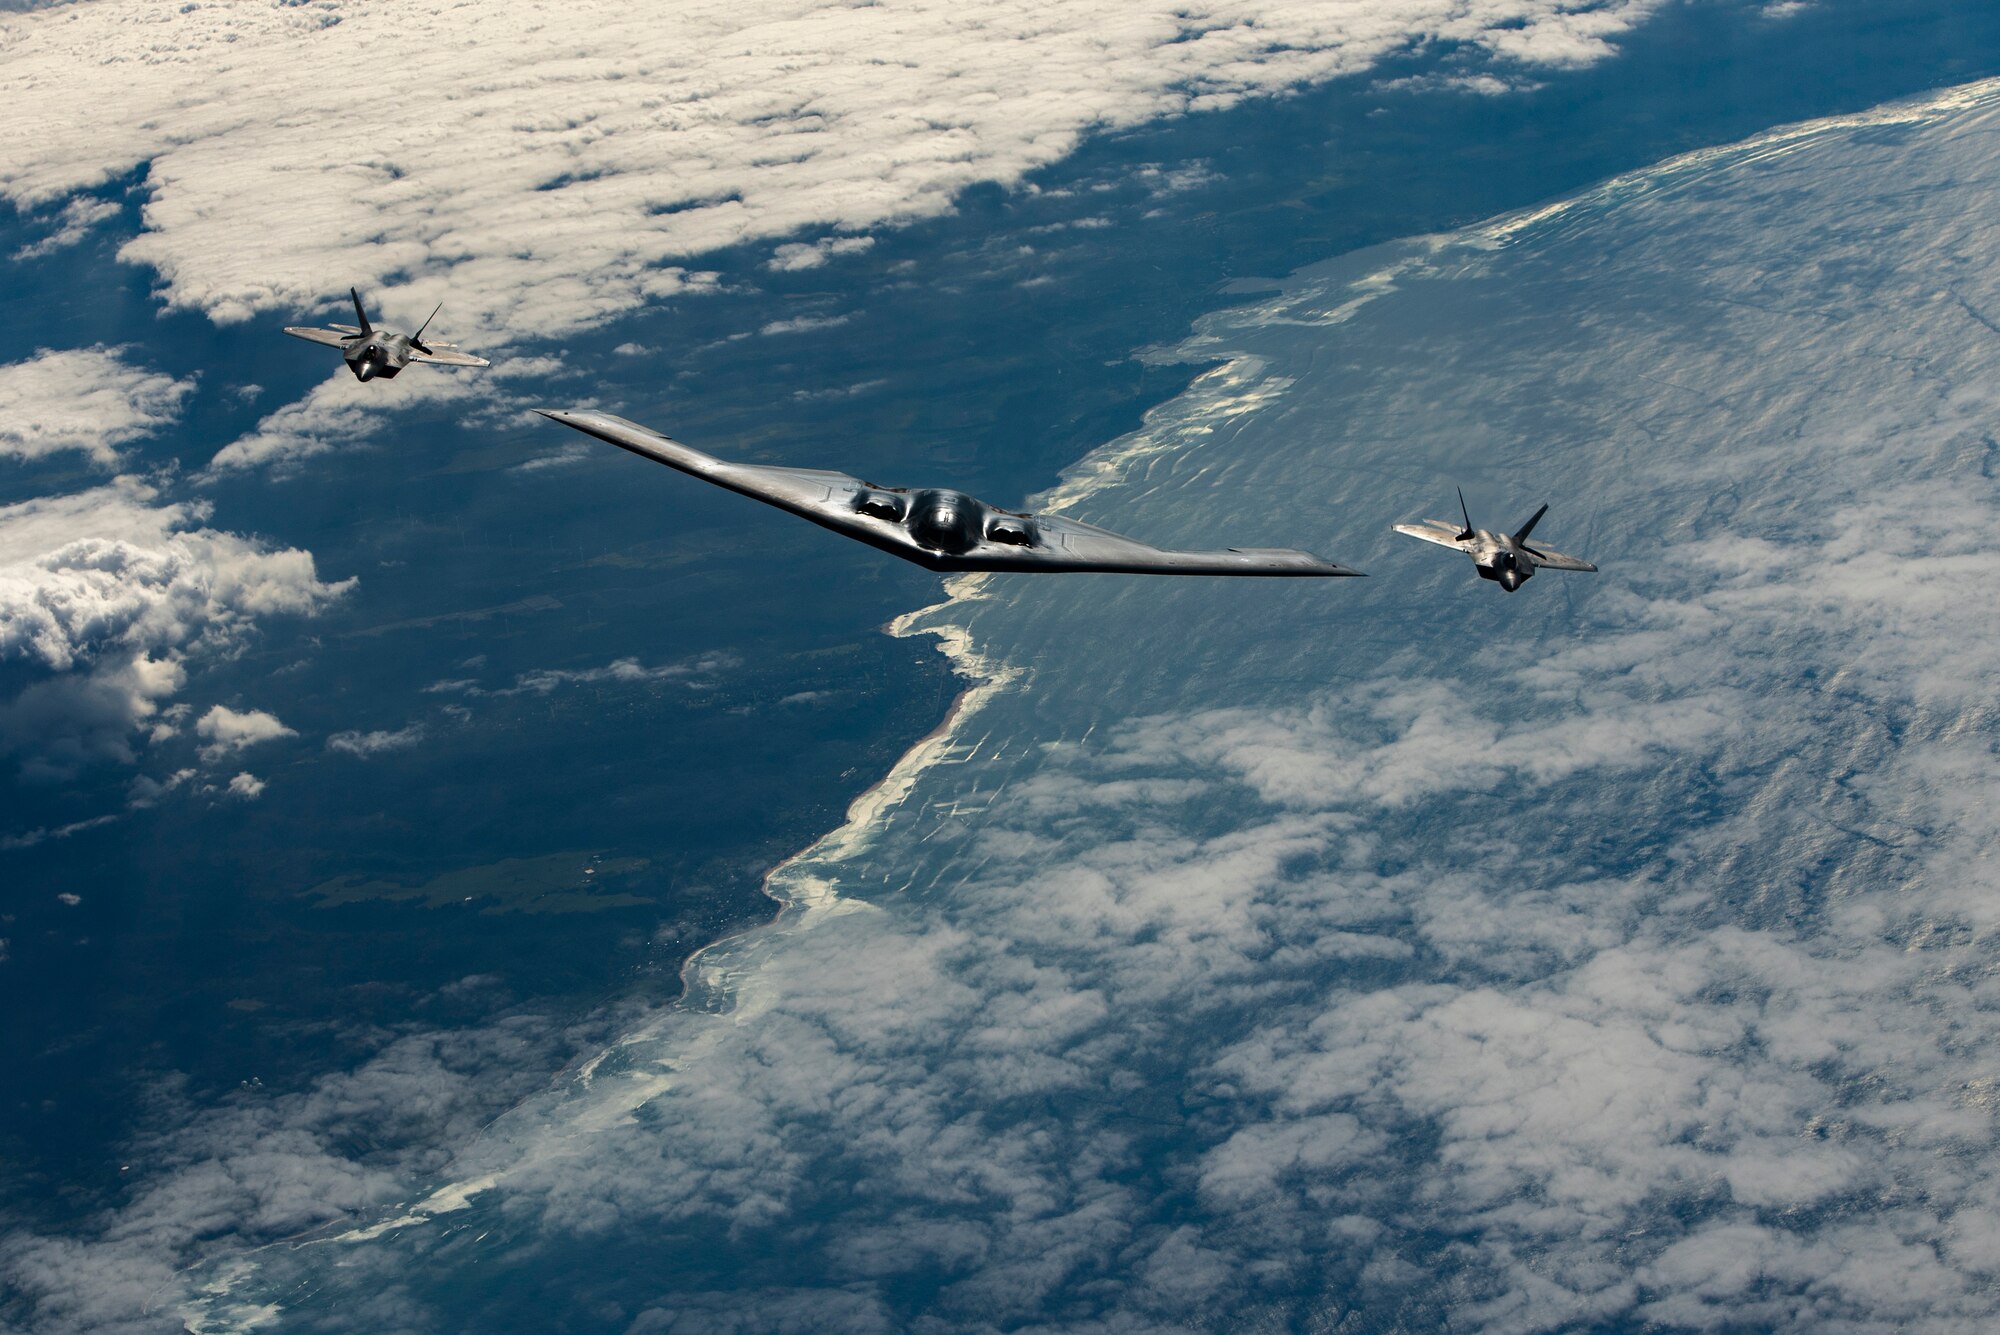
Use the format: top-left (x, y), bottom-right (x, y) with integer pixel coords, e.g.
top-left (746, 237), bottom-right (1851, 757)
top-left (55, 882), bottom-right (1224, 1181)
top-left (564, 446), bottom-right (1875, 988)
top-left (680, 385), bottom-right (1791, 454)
top-left (408, 344), bottom-right (491, 368)
top-left (1521, 545), bottom-right (1598, 572)
top-left (1392, 520), bottom-right (1474, 551)
top-left (539, 409), bottom-right (1360, 577)
top-left (283, 325), bottom-right (358, 349)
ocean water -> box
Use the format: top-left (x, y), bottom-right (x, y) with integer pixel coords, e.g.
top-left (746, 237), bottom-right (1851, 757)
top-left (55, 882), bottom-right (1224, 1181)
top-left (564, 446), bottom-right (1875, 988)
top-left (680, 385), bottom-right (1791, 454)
top-left (184, 74), bottom-right (2000, 1335)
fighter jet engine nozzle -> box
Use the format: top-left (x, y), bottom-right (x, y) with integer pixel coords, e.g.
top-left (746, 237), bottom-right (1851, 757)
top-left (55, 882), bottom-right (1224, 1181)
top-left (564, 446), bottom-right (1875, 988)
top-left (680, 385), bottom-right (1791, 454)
top-left (853, 490), bottom-right (907, 522)
top-left (983, 516), bottom-right (1038, 548)
top-left (907, 490), bottom-right (982, 554)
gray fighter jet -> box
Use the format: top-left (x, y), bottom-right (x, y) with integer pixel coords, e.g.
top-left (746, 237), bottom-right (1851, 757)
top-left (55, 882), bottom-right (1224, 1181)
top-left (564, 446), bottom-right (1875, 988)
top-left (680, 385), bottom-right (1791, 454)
top-left (1393, 488), bottom-right (1596, 592)
top-left (539, 409), bottom-right (1362, 577)
top-left (284, 289), bottom-right (489, 381)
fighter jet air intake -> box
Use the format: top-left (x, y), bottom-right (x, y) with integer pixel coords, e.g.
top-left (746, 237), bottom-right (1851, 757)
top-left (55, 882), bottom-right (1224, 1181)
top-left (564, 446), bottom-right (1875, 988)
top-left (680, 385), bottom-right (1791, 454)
top-left (538, 409), bottom-right (1362, 577)
top-left (1393, 488), bottom-right (1597, 591)
top-left (284, 288), bottom-right (490, 381)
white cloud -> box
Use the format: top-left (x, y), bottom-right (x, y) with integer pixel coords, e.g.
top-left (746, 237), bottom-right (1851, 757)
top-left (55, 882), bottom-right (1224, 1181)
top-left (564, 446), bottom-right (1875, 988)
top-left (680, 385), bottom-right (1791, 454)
top-left (203, 355), bottom-right (564, 477)
top-left (0, 814), bottom-right (119, 852)
top-left (0, 347), bottom-right (193, 467)
top-left (767, 236), bottom-right (875, 272)
top-left (203, 361), bottom-right (472, 477)
top-left (224, 771), bottom-right (266, 801)
top-left (494, 653), bottom-right (737, 697)
top-left (0, 0), bottom-right (1668, 340)
top-left (326, 724), bottom-right (426, 758)
top-left (194, 706), bottom-right (295, 763)
top-left (0, 480), bottom-right (350, 776)
top-left (10, 195), bottom-right (118, 261)
top-left (127, 766), bottom-right (196, 808)
top-left (507, 442), bottom-right (591, 474)
top-left (758, 314), bottom-right (849, 336)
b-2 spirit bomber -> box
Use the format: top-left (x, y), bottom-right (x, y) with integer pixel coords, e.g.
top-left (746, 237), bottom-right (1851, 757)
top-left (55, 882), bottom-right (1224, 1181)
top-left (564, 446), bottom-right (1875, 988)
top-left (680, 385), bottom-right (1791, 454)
top-left (1393, 488), bottom-right (1596, 592)
top-left (538, 409), bottom-right (1363, 578)
top-left (284, 289), bottom-right (490, 382)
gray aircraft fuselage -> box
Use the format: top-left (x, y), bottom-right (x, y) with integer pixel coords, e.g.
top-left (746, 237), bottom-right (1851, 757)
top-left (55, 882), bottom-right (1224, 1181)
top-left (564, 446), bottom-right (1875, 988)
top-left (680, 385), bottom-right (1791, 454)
top-left (344, 330), bottom-right (415, 382)
top-left (1464, 529), bottom-right (1538, 592)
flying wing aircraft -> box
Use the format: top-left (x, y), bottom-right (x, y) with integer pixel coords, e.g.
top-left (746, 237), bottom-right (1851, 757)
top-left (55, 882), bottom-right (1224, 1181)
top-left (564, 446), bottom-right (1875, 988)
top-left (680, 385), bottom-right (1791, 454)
top-left (538, 409), bottom-right (1362, 577)
top-left (1393, 488), bottom-right (1596, 591)
top-left (284, 289), bottom-right (490, 381)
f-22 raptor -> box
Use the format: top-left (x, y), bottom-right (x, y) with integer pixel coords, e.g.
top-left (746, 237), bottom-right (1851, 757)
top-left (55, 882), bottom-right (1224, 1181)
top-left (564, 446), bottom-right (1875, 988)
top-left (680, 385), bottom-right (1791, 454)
top-left (1394, 489), bottom-right (1596, 592)
top-left (539, 409), bottom-right (1363, 577)
top-left (284, 289), bottom-right (490, 382)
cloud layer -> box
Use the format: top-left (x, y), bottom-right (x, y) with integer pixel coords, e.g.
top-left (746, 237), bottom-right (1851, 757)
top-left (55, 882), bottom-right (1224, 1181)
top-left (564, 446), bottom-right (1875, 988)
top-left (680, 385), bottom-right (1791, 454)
top-left (0, 0), bottom-right (1667, 337)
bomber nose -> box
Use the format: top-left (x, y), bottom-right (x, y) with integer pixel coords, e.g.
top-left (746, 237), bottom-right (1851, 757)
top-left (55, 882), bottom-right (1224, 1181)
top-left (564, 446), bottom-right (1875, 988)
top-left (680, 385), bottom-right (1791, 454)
top-left (907, 491), bottom-right (981, 553)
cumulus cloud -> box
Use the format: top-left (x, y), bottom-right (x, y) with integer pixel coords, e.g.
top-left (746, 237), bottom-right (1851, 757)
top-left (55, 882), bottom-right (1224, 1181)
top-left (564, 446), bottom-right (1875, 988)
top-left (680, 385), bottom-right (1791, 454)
top-left (0, 347), bottom-right (193, 467)
top-left (0, 0), bottom-right (1668, 339)
top-left (0, 480), bottom-right (350, 776)
top-left (224, 771), bottom-right (266, 801)
top-left (757, 314), bottom-right (849, 336)
top-left (194, 705), bottom-right (295, 763)
top-left (327, 724), bottom-right (426, 758)
top-left (767, 236), bottom-right (875, 272)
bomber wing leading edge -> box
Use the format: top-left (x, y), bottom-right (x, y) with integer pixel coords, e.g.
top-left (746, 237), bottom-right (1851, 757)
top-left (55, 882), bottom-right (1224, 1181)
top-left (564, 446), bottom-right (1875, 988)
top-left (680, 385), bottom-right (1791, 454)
top-left (538, 409), bottom-right (1362, 577)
